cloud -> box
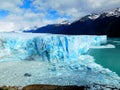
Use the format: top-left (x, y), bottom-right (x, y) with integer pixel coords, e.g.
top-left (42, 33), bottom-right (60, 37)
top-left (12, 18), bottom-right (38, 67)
top-left (0, 0), bottom-right (22, 13)
top-left (0, 0), bottom-right (120, 32)
top-left (0, 22), bottom-right (14, 32)
top-left (33, 0), bottom-right (120, 18)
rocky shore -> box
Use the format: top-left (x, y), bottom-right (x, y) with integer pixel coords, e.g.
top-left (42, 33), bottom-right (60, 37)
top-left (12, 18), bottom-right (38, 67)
top-left (0, 84), bottom-right (119, 90)
top-left (0, 85), bottom-right (85, 90)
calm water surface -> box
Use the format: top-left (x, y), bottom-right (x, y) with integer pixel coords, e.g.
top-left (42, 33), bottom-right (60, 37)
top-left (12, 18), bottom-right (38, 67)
top-left (88, 38), bottom-right (120, 76)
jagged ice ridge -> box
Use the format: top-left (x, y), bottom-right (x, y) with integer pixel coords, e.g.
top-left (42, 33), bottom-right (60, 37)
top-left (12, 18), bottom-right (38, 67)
top-left (0, 33), bottom-right (106, 62)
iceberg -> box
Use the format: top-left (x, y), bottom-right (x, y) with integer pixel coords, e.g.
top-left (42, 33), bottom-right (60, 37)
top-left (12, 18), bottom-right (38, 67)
top-left (0, 32), bottom-right (106, 62)
top-left (90, 44), bottom-right (115, 49)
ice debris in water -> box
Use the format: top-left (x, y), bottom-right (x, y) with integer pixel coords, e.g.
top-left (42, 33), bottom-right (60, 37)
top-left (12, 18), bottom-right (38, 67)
top-left (0, 33), bottom-right (106, 62)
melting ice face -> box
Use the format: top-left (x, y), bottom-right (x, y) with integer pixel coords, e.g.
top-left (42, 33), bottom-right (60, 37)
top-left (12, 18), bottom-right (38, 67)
top-left (0, 33), bottom-right (120, 88)
top-left (0, 33), bottom-right (106, 62)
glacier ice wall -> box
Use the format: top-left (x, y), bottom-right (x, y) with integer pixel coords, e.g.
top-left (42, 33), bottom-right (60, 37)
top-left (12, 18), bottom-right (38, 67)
top-left (0, 33), bottom-right (106, 62)
top-left (0, 33), bottom-right (120, 88)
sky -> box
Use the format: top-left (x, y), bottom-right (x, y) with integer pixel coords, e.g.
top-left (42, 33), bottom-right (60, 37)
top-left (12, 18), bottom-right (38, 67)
top-left (0, 0), bottom-right (120, 32)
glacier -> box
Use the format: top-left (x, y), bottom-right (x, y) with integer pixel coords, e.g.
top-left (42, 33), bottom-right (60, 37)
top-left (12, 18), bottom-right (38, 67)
top-left (0, 33), bottom-right (120, 89)
top-left (0, 32), bottom-right (106, 62)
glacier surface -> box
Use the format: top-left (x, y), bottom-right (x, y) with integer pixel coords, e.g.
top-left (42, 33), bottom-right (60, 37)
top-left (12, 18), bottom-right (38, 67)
top-left (0, 32), bottom-right (106, 62)
top-left (0, 33), bottom-right (120, 88)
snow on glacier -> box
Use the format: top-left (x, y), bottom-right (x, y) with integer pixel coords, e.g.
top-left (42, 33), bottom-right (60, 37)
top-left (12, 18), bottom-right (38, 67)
top-left (0, 32), bottom-right (120, 88)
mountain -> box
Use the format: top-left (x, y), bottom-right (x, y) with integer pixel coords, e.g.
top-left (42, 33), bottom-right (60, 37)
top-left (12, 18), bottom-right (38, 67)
top-left (24, 8), bottom-right (120, 37)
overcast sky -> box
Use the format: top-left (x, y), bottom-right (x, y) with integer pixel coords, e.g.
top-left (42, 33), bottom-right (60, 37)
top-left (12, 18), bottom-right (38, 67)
top-left (0, 0), bottom-right (120, 32)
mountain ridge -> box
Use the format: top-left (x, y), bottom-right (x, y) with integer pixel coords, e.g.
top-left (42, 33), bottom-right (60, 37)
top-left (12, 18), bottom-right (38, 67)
top-left (24, 8), bottom-right (120, 37)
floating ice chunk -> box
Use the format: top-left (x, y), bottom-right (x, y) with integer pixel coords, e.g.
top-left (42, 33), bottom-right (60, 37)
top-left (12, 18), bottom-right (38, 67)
top-left (90, 44), bottom-right (115, 49)
top-left (0, 55), bottom-right (120, 88)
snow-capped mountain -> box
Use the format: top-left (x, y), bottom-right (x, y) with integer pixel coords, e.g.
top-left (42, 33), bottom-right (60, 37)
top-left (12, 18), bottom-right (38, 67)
top-left (80, 8), bottom-right (120, 21)
top-left (25, 8), bottom-right (120, 37)
top-left (59, 20), bottom-right (71, 25)
top-left (105, 8), bottom-right (120, 17)
top-left (88, 14), bottom-right (100, 20)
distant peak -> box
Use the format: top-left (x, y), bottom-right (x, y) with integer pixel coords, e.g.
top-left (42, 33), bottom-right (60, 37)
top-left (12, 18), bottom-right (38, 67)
top-left (80, 7), bottom-right (120, 21)
top-left (88, 14), bottom-right (100, 20)
top-left (106, 7), bottom-right (120, 17)
top-left (59, 20), bottom-right (71, 25)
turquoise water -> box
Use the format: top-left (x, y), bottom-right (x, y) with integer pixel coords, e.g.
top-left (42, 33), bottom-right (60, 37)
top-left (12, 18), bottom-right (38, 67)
top-left (88, 38), bottom-right (120, 76)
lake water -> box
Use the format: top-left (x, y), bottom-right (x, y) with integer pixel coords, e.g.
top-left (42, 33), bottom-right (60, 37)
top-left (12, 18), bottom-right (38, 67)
top-left (88, 38), bottom-right (120, 76)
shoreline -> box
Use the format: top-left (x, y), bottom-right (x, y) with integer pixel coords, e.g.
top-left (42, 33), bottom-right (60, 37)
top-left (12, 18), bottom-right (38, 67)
top-left (0, 84), bottom-right (119, 90)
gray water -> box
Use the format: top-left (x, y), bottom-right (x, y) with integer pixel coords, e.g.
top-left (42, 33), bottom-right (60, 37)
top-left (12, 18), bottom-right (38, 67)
top-left (88, 38), bottom-right (120, 76)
